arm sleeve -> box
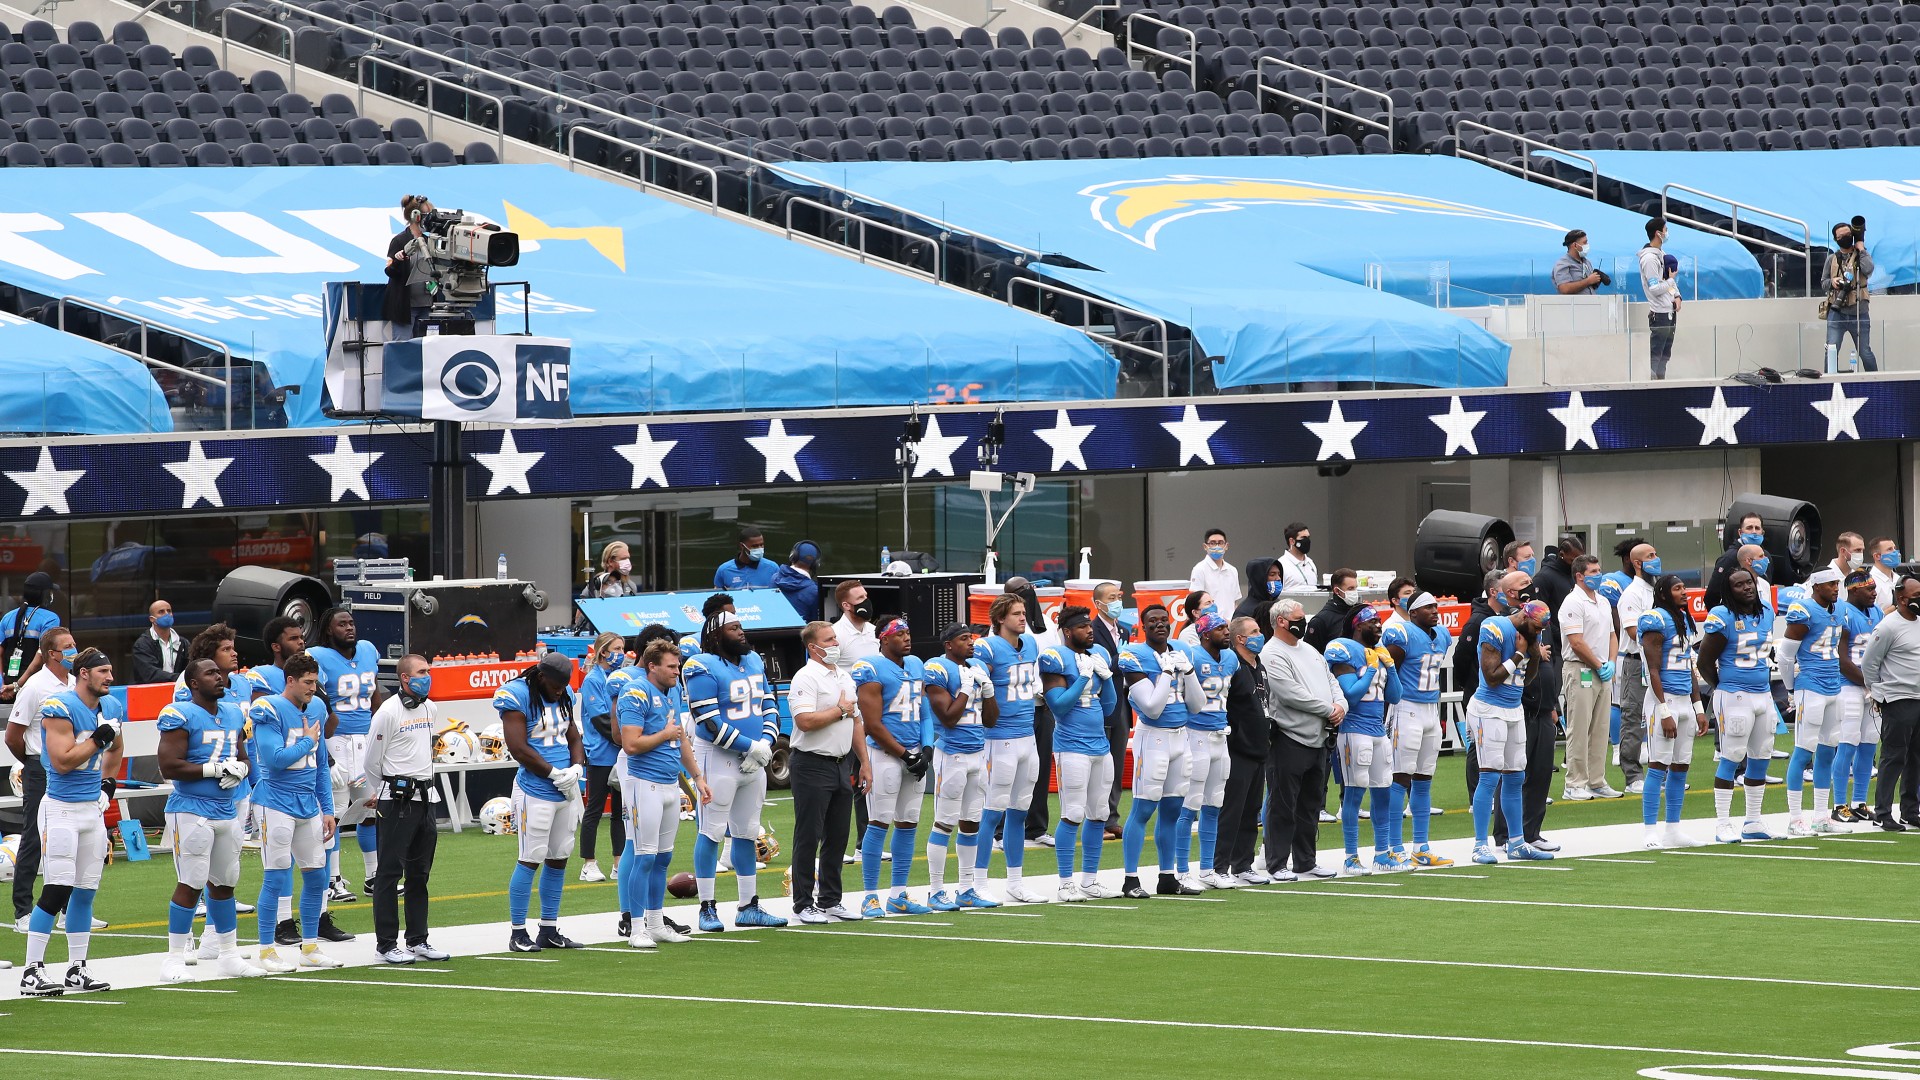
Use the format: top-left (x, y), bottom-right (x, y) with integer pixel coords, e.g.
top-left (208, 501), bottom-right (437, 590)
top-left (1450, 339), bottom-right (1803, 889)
top-left (1383, 665), bottom-right (1402, 705)
top-left (1775, 634), bottom-right (1800, 690)
top-left (1045, 673), bottom-right (1089, 716)
top-left (318, 733), bottom-right (335, 816)
top-left (759, 677), bottom-right (779, 743)
top-left (1128, 673), bottom-right (1174, 720)
top-left (1180, 669), bottom-right (1207, 713)
top-left (1099, 673), bottom-right (1116, 712)
top-left (1335, 666), bottom-right (1371, 706)
top-left (362, 701), bottom-right (391, 780)
top-left (254, 707), bottom-right (315, 771)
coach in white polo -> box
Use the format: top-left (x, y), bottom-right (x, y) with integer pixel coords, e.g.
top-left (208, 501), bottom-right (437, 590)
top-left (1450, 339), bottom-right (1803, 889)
top-left (785, 621), bottom-right (867, 923)
top-left (1558, 554), bottom-right (1618, 801)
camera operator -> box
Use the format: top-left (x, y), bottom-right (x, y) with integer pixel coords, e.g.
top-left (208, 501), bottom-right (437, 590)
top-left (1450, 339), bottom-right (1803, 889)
top-left (362, 654), bottom-right (446, 964)
top-left (383, 195), bottom-right (435, 341)
top-left (1553, 230), bottom-right (1610, 295)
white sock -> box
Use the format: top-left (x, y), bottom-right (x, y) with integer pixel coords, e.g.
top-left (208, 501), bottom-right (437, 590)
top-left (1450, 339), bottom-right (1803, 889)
top-left (278, 895), bottom-right (293, 923)
top-left (1714, 788), bottom-right (1733, 822)
top-left (738, 869), bottom-right (758, 905)
top-left (362, 849), bottom-right (379, 880)
top-left (1742, 783), bottom-right (1765, 824)
top-left (643, 911), bottom-right (661, 932)
top-left (67, 931), bottom-right (91, 964)
top-left (1786, 788), bottom-right (1803, 818)
top-left (696, 877), bottom-right (715, 903)
top-left (1007, 866), bottom-right (1022, 886)
top-left (1079, 871), bottom-right (1098, 887)
top-left (328, 848), bottom-right (340, 880)
top-left (25, 930), bottom-right (49, 967)
top-left (926, 830), bottom-right (949, 891)
top-left (1813, 787), bottom-right (1830, 814)
top-left (168, 931), bottom-right (192, 955)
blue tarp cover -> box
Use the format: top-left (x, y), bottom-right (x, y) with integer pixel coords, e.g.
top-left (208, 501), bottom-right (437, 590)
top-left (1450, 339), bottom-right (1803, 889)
top-left (0, 313), bottom-right (171, 434)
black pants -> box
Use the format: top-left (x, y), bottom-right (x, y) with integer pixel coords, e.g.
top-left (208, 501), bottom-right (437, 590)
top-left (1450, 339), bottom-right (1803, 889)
top-left (579, 763), bottom-right (624, 862)
top-left (790, 751), bottom-right (854, 912)
top-left (12, 756), bottom-right (44, 920)
top-left (371, 794), bottom-right (437, 950)
top-left (1026, 702), bottom-right (1055, 839)
top-left (1874, 699), bottom-right (1920, 822)
top-left (1648, 310), bottom-right (1676, 379)
top-left (1490, 702), bottom-right (1560, 845)
top-left (1104, 706), bottom-right (1129, 823)
top-left (1216, 749), bottom-right (1266, 875)
top-left (1264, 735), bottom-right (1328, 874)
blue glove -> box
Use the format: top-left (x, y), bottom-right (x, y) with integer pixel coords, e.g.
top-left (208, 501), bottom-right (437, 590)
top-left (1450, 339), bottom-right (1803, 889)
top-left (1596, 661), bottom-right (1615, 682)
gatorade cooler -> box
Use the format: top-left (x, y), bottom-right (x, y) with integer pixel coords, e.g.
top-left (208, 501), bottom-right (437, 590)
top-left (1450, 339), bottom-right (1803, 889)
top-left (1133, 579), bottom-right (1192, 636)
top-left (1064, 578), bottom-right (1112, 620)
top-left (967, 584), bottom-right (1005, 627)
top-left (1036, 586), bottom-right (1065, 631)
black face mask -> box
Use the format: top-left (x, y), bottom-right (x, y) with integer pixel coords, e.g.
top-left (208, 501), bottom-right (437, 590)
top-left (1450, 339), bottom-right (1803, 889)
top-left (1906, 598), bottom-right (1920, 617)
top-left (1285, 618), bottom-right (1307, 639)
top-left (1839, 234), bottom-right (1856, 249)
top-left (1294, 537), bottom-right (1311, 556)
top-left (852, 601), bottom-right (874, 622)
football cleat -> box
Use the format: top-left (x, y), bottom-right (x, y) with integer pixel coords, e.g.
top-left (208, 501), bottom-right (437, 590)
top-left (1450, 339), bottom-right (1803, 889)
top-left (648, 922), bottom-right (691, 944)
top-left (1741, 824), bottom-right (1778, 842)
top-left (617, 912), bottom-right (632, 939)
top-left (63, 963), bottom-right (110, 994)
top-left (736, 901), bottom-right (788, 928)
top-left (927, 889), bottom-right (959, 912)
top-left (861, 894), bottom-right (887, 920)
top-left (195, 935), bottom-right (220, 962)
top-left (1809, 818), bottom-right (1837, 835)
top-left (1832, 805), bottom-right (1857, 824)
top-left (160, 956), bottom-right (192, 983)
top-left (627, 930), bottom-right (657, 950)
top-left (1471, 845), bottom-right (1499, 865)
top-left (1371, 852), bottom-right (1405, 874)
top-left (274, 919), bottom-right (300, 947)
top-left (1507, 841), bottom-right (1554, 861)
top-left (409, 942), bottom-right (450, 961)
top-left (1121, 877), bottom-right (1153, 900)
top-left (301, 944), bottom-right (345, 969)
top-left (1056, 881), bottom-right (1087, 903)
top-left (218, 952), bottom-right (266, 978)
top-left (578, 861), bottom-right (606, 883)
top-left (698, 902), bottom-right (725, 934)
top-left (19, 962), bottom-right (62, 997)
top-left (1714, 822), bottom-right (1745, 844)
top-left (1854, 804), bottom-right (1875, 826)
top-left (534, 927), bottom-right (585, 950)
top-left (326, 876), bottom-right (357, 903)
top-left (1663, 825), bottom-right (1708, 848)
top-left (317, 912), bottom-right (356, 942)
top-left (509, 928), bottom-right (543, 953)
top-left (1787, 818), bottom-right (1813, 838)
top-left (1644, 827), bottom-right (1666, 850)
top-left (377, 946), bottom-right (416, 966)
top-left (664, 915), bottom-right (693, 936)
top-left (1080, 882), bottom-right (1121, 899)
top-left (1157, 872), bottom-right (1203, 895)
top-left (1177, 873), bottom-right (1205, 892)
top-left (1339, 855), bottom-right (1369, 877)
top-left (1408, 850), bottom-right (1453, 869)
top-left (885, 895), bottom-right (933, 916)
top-left (256, 946), bottom-right (298, 974)
top-left (1005, 882), bottom-right (1051, 904)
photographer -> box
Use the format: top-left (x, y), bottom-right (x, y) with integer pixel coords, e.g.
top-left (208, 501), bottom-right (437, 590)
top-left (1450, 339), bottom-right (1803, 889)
top-left (1823, 218), bottom-right (1878, 374)
top-left (362, 654), bottom-right (446, 964)
top-left (383, 195), bottom-right (435, 341)
top-left (1552, 230), bottom-right (1610, 295)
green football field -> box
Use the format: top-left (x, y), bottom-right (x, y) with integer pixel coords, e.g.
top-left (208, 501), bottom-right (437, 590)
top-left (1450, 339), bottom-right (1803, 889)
top-left (3, 735), bottom-right (1916, 1080)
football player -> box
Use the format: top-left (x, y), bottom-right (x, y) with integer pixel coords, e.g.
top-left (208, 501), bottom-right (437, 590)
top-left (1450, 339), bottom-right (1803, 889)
top-left (1038, 606), bottom-right (1117, 902)
top-left (922, 624), bottom-right (997, 910)
top-left (1117, 604), bottom-right (1202, 898)
top-left (1833, 569), bottom-right (1883, 825)
top-left (1383, 592), bottom-right (1453, 867)
top-left (247, 652), bottom-right (342, 972)
top-left (159, 658), bottom-right (261, 981)
top-left (18, 649), bottom-right (121, 997)
top-left (310, 608), bottom-right (385, 902)
top-left (684, 612), bottom-right (784, 930)
top-left (617, 640), bottom-right (710, 948)
top-left (1638, 575), bottom-right (1708, 849)
top-left (1176, 613), bottom-right (1239, 889)
top-left (853, 618), bottom-right (934, 918)
top-left (576, 633), bottom-right (627, 886)
top-left (1469, 593), bottom-right (1555, 865)
top-left (973, 595), bottom-right (1047, 903)
top-left (171, 624), bottom-right (262, 930)
top-left (1780, 568), bottom-right (1846, 836)
top-left (1326, 606), bottom-right (1401, 875)
top-left (495, 651), bottom-right (587, 952)
top-left (1698, 569), bottom-right (1780, 844)
top-left (244, 616), bottom-right (307, 700)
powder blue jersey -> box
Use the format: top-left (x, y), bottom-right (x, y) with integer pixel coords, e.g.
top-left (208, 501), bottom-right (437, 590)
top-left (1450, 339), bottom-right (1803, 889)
top-left (578, 664), bottom-right (621, 767)
top-left (1118, 642), bottom-right (1192, 730)
top-left (493, 677), bottom-right (578, 802)
top-left (923, 655), bottom-right (990, 754)
top-left (174, 671), bottom-right (252, 707)
top-left (974, 632), bottom-right (1041, 740)
top-left (1784, 597), bottom-right (1845, 695)
top-left (615, 678), bottom-right (685, 785)
top-left (683, 650), bottom-right (775, 751)
top-left (1842, 601), bottom-right (1881, 677)
top-left (1475, 616), bottom-right (1527, 710)
top-left (1637, 608), bottom-right (1695, 698)
top-left (160, 698), bottom-right (248, 820)
top-left (312, 641), bottom-right (382, 736)
top-left (1038, 644), bottom-right (1115, 754)
top-left (1325, 638), bottom-right (1394, 735)
top-left (1184, 645), bottom-right (1238, 732)
top-left (247, 693), bottom-right (334, 819)
top-left (1703, 605), bottom-right (1775, 694)
top-left (1382, 620), bottom-right (1451, 704)
top-left (39, 690), bottom-right (124, 804)
top-left (852, 652), bottom-right (930, 752)
top-left (245, 664), bottom-right (286, 698)
top-left (714, 557), bottom-right (779, 591)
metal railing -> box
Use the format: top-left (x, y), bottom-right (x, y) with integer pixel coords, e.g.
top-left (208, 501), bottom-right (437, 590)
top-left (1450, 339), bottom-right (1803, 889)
top-left (219, 7), bottom-right (297, 91)
top-left (1660, 183), bottom-right (1816, 298)
top-left (783, 197), bottom-right (942, 282)
top-left (358, 53), bottom-right (506, 155)
top-left (56, 296), bottom-right (236, 431)
top-left (564, 126), bottom-right (721, 212)
top-left (1007, 277), bottom-right (1173, 393)
top-left (1256, 56), bottom-right (1393, 140)
top-left (1060, 3), bottom-right (1120, 41)
top-left (1450, 119), bottom-right (1600, 200)
top-left (1124, 12), bottom-right (1196, 82)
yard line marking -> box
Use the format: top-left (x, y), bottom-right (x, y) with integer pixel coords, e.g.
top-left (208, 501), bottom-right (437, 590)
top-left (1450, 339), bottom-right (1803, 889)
top-left (1822, 837), bottom-right (1899, 844)
top-left (475, 955), bottom-right (561, 963)
top-left (1152, 895), bottom-right (1229, 902)
top-left (1330, 880), bottom-right (1405, 887)
top-left (1491, 864), bottom-right (1573, 871)
top-left (1054, 905), bottom-right (1139, 910)
top-left (772, 928), bottom-right (1920, 993)
top-left (91, 932), bottom-right (167, 940)
top-left (1415, 873), bottom-right (1488, 879)
top-left (579, 947), bottom-right (650, 955)
top-left (839, 922), bottom-right (952, 928)
top-left (1753, 844), bottom-right (1822, 851)
top-left (1241, 888), bottom-right (1920, 925)
top-left (372, 965), bottom-right (459, 972)
top-left (51, 999), bottom-right (123, 1005)
top-left (1663, 851), bottom-right (1920, 868)
top-left (693, 936), bottom-right (768, 941)
top-left (958, 911), bottom-right (1045, 917)
top-left (0, 1048), bottom-right (623, 1080)
top-left (281, 978), bottom-right (1899, 1069)
top-left (1583, 858), bottom-right (1657, 865)
top-left (153, 987), bottom-right (237, 994)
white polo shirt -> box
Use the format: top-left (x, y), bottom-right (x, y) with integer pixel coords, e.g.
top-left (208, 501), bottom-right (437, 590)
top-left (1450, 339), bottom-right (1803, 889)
top-left (1557, 587), bottom-right (1615, 666)
top-left (1186, 557), bottom-right (1242, 616)
top-left (786, 659), bottom-right (856, 758)
top-left (832, 615), bottom-right (878, 675)
top-left (1618, 578), bottom-right (1654, 657)
top-left (1279, 551), bottom-right (1318, 593)
top-left (8, 664), bottom-right (70, 757)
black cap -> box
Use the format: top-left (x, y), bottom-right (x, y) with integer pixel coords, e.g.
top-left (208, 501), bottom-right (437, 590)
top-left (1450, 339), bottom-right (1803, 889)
top-left (939, 623), bottom-right (974, 643)
top-left (537, 651), bottom-right (574, 682)
top-left (72, 647), bottom-right (111, 672)
top-left (1562, 229), bottom-right (1586, 248)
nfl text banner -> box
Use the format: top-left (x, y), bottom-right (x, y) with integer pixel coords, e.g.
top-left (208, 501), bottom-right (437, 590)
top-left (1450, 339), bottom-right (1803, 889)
top-left (383, 336), bottom-right (572, 422)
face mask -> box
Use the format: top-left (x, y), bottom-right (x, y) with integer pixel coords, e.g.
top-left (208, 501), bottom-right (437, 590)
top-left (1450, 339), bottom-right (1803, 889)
top-left (747, 546), bottom-right (765, 561)
top-left (1751, 556), bottom-right (1770, 578)
top-left (1739, 531), bottom-right (1765, 546)
top-left (1517, 557), bottom-right (1537, 577)
top-left (616, 558), bottom-right (631, 574)
top-left (1244, 633), bottom-right (1266, 654)
top-left (1207, 545), bottom-right (1225, 561)
top-left (818, 644), bottom-right (841, 667)
top-left (604, 652), bottom-right (624, 670)
top-left (155, 613), bottom-right (174, 629)
top-left (60, 647), bottom-right (77, 664)
top-left (852, 601), bottom-right (873, 622)
top-left (1103, 599), bottom-right (1122, 619)
top-left (1582, 573), bottom-right (1601, 591)
top-left (1883, 550), bottom-right (1903, 569)
top-left (1293, 537), bottom-right (1311, 556)
top-left (405, 674), bottom-right (432, 698)
top-left (1908, 598), bottom-right (1920, 617)
top-left (1847, 553), bottom-right (1864, 571)
top-left (1201, 604), bottom-right (1219, 619)
top-left (1839, 234), bottom-right (1856, 249)
top-left (1285, 618), bottom-right (1307, 640)
top-left (1642, 557), bottom-right (1662, 577)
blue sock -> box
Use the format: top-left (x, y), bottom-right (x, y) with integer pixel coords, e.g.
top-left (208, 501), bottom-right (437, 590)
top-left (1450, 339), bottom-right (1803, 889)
top-left (66, 888), bottom-right (96, 939)
top-left (299, 867), bottom-right (325, 939)
top-left (1744, 756), bottom-right (1770, 784)
top-left (1198, 804), bottom-right (1220, 870)
top-left (1174, 806), bottom-right (1195, 874)
top-left (167, 901), bottom-right (195, 936)
top-left (1715, 757), bottom-right (1740, 784)
top-left (1499, 772), bottom-right (1525, 844)
top-left (1154, 795), bottom-right (1183, 872)
top-left (631, 852), bottom-right (656, 913)
top-left (1665, 769), bottom-right (1687, 823)
top-left (207, 895), bottom-right (237, 936)
top-left (890, 825), bottom-right (916, 889)
top-left (1831, 744), bottom-right (1857, 804)
top-left (1121, 799), bottom-right (1154, 874)
top-left (30, 904), bottom-right (57, 936)
top-left (1055, 817), bottom-right (1078, 878)
top-left (357, 822), bottom-right (378, 855)
top-left (1003, 808), bottom-right (1028, 869)
top-left (1386, 784), bottom-right (1407, 853)
top-left (508, 862), bottom-right (536, 927)
top-left (1368, 787), bottom-right (1390, 852)
top-left (1786, 746), bottom-right (1811, 793)
top-left (1813, 743), bottom-right (1836, 793)
top-left (975, 809), bottom-right (1005, 871)
top-left (1080, 817), bottom-right (1103, 875)
top-left (616, 841), bottom-right (637, 915)
top-left (693, 834), bottom-right (720, 880)
top-left (1411, 779), bottom-right (1432, 848)
top-left (1471, 770), bottom-right (1499, 845)
top-left (956, 831), bottom-right (978, 886)
top-left (861, 823), bottom-right (887, 893)
top-left (1643, 766), bottom-right (1668, 826)
top-left (538, 863), bottom-right (564, 923)
top-left (1610, 704), bottom-right (1622, 744)
top-left (1341, 783), bottom-right (1364, 856)
top-left (650, 850), bottom-right (671, 911)
top-left (729, 835), bottom-right (758, 886)
top-left (1855, 742), bottom-right (1877, 803)
top-left (257, 868), bottom-right (292, 946)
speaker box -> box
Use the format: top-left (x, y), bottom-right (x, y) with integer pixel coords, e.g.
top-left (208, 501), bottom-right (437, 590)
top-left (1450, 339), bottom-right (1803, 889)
top-left (817, 573), bottom-right (982, 660)
top-left (1413, 510), bottom-right (1515, 600)
top-left (212, 566), bottom-right (334, 663)
top-left (1721, 494), bottom-right (1821, 586)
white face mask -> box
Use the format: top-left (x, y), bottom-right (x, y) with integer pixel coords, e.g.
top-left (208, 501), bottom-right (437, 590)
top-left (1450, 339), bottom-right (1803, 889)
top-left (818, 645), bottom-right (841, 667)
top-left (615, 558), bottom-right (631, 573)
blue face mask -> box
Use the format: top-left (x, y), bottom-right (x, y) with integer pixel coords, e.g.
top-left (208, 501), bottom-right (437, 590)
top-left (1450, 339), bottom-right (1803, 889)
top-left (1201, 604), bottom-right (1219, 619)
top-left (1739, 531), bottom-right (1765, 547)
top-left (405, 673), bottom-right (432, 698)
top-left (1751, 556), bottom-right (1770, 578)
top-left (1882, 550), bottom-right (1903, 569)
top-left (747, 546), bottom-right (765, 561)
top-left (155, 613), bottom-right (174, 630)
top-left (605, 651), bottom-right (625, 669)
top-left (60, 647), bottom-right (77, 664)
top-left (1517, 557), bottom-right (1537, 577)
top-left (1244, 633), bottom-right (1266, 654)
top-left (1582, 573), bottom-right (1602, 591)
top-left (1643, 557), bottom-right (1662, 576)
top-left (1103, 599), bottom-right (1122, 619)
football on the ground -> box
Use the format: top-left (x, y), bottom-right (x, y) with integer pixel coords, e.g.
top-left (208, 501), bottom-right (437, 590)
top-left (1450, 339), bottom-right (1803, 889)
top-left (667, 872), bottom-right (697, 899)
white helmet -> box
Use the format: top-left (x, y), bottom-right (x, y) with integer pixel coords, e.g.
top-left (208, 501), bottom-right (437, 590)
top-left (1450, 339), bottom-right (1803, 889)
top-left (7, 764), bottom-right (20, 797)
top-left (435, 729), bottom-right (480, 764)
top-left (0, 845), bottom-right (13, 883)
top-left (476, 724), bottom-right (507, 761)
top-left (434, 716), bottom-right (470, 739)
top-left (479, 796), bottom-right (515, 835)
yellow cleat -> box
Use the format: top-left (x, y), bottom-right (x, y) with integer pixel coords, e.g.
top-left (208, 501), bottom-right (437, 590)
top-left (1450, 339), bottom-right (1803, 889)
top-left (1409, 850), bottom-right (1455, 869)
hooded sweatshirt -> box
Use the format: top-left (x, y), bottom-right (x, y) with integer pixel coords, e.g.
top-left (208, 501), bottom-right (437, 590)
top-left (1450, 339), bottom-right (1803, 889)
top-left (1534, 549), bottom-right (1577, 618)
top-left (1233, 557), bottom-right (1283, 635)
top-left (772, 562), bottom-right (819, 621)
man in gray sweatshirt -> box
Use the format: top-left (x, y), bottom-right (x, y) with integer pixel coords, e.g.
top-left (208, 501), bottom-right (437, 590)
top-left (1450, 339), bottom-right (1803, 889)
top-left (1861, 576), bottom-right (1920, 830)
top-left (1260, 598), bottom-right (1345, 881)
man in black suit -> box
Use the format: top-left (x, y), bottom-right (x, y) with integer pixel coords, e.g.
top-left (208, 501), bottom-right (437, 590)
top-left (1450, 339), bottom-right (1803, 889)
top-left (129, 599), bottom-right (183, 686)
top-left (1091, 581), bottom-right (1132, 839)
top-left (1216, 615), bottom-right (1269, 881)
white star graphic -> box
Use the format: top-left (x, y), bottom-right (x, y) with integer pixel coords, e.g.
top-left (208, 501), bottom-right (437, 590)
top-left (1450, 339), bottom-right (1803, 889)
top-left (161, 441), bottom-right (235, 509)
top-left (472, 429), bottom-right (544, 496)
top-left (1811, 380), bottom-right (1867, 441)
top-left (613, 424), bottom-right (677, 489)
top-left (1303, 400), bottom-right (1366, 461)
top-left (4, 447), bottom-right (83, 517)
top-left (746, 419), bottom-right (811, 483)
top-left (1429, 396), bottom-right (1487, 457)
top-left (310, 433), bottom-right (384, 502)
top-left (1034, 409), bottom-right (1095, 472)
top-left (911, 414), bottom-right (968, 478)
top-left (1547, 391), bottom-right (1609, 451)
top-left (1161, 404), bottom-right (1226, 466)
top-left (1686, 387), bottom-right (1750, 446)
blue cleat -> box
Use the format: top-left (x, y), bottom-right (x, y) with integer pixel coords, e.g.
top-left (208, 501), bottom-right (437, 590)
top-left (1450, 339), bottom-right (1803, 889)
top-left (1506, 841), bottom-right (1554, 861)
top-left (927, 889), bottom-right (958, 912)
top-left (1471, 844), bottom-right (1499, 865)
top-left (697, 901), bottom-right (725, 934)
top-left (886, 894), bottom-right (933, 916)
top-left (1372, 852), bottom-right (1405, 874)
top-left (955, 888), bottom-right (999, 909)
top-left (860, 894), bottom-right (887, 919)
top-left (1338, 854), bottom-right (1369, 877)
top-left (734, 901), bottom-right (787, 928)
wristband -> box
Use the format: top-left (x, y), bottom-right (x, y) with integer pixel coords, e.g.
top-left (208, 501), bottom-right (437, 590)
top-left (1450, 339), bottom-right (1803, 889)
top-left (101, 776), bottom-right (117, 799)
top-left (201, 761), bottom-right (222, 778)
